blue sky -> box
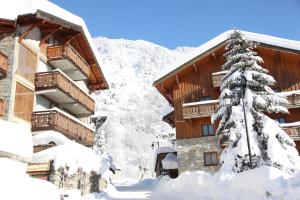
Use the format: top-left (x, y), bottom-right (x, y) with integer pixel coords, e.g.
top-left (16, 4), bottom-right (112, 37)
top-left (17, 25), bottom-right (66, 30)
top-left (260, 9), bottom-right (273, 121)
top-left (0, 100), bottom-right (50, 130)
top-left (51, 0), bottom-right (300, 49)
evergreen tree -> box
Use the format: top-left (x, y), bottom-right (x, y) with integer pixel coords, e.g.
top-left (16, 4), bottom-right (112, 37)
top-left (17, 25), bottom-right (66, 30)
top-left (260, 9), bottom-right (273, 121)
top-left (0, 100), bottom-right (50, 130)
top-left (212, 30), bottom-right (300, 174)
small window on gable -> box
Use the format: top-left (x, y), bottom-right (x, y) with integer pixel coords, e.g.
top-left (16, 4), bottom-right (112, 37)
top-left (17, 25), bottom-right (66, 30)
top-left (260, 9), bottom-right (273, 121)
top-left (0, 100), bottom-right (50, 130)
top-left (277, 117), bottom-right (286, 124)
top-left (204, 152), bottom-right (218, 166)
top-left (199, 96), bottom-right (211, 101)
top-left (202, 124), bottom-right (214, 136)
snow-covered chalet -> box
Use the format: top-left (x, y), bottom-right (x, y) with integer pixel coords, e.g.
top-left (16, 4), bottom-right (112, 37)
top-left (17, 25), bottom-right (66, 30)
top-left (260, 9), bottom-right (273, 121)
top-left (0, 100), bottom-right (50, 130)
top-left (154, 30), bottom-right (300, 173)
top-left (0, 0), bottom-right (108, 193)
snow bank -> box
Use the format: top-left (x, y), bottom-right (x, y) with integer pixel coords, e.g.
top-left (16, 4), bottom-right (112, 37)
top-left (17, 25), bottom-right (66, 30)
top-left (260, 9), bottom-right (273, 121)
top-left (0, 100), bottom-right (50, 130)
top-left (155, 166), bottom-right (300, 200)
top-left (32, 130), bottom-right (72, 146)
top-left (0, 119), bottom-right (33, 159)
top-left (32, 139), bottom-right (110, 174)
top-left (0, 158), bottom-right (60, 200)
top-left (162, 153), bottom-right (178, 170)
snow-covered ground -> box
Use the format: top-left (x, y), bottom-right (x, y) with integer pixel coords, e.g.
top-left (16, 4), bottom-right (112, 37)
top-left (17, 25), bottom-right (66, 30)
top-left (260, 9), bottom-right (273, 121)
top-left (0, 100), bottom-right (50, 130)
top-left (64, 166), bottom-right (300, 200)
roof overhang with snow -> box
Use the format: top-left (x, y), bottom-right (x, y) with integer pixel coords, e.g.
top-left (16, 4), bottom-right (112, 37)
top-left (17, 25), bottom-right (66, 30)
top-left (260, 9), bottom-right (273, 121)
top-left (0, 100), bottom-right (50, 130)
top-left (153, 30), bottom-right (300, 104)
top-left (0, 0), bottom-right (108, 91)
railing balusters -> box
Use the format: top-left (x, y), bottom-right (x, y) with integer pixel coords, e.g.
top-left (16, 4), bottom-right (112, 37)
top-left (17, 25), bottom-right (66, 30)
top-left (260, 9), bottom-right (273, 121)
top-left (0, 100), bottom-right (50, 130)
top-left (32, 110), bottom-right (93, 146)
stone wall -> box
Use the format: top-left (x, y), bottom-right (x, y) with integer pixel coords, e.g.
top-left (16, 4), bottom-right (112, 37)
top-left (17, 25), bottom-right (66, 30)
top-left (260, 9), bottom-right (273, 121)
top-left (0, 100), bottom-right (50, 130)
top-left (0, 33), bottom-right (16, 120)
top-left (177, 137), bottom-right (222, 174)
top-left (48, 167), bottom-right (106, 195)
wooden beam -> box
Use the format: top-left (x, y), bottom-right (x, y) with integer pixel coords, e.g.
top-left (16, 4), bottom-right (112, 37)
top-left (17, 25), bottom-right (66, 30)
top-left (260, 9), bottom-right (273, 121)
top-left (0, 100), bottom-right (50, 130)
top-left (18, 21), bottom-right (44, 42)
top-left (176, 74), bottom-right (180, 86)
top-left (192, 63), bottom-right (197, 72)
top-left (39, 26), bottom-right (62, 47)
top-left (63, 33), bottom-right (81, 46)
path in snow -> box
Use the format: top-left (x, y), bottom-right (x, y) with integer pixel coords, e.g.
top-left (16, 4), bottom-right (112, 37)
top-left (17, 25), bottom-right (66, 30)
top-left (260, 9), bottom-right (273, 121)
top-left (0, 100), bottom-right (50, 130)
top-left (90, 180), bottom-right (170, 200)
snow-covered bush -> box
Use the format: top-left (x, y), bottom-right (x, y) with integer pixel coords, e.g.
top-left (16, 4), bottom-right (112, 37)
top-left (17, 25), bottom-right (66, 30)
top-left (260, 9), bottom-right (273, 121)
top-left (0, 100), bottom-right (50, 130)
top-left (212, 31), bottom-right (300, 174)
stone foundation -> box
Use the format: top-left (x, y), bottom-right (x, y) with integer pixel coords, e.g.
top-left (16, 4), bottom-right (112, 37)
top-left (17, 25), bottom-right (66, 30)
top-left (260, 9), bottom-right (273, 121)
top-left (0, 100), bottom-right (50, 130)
top-left (49, 167), bottom-right (106, 195)
top-left (177, 137), bottom-right (222, 174)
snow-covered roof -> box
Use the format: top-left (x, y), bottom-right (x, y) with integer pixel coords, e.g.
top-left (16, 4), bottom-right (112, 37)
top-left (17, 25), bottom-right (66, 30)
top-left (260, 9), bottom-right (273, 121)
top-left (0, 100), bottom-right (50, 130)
top-left (155, 147), bottom-right (176, 156)
top-left (32, 131), bottom-right (72, 146)
top-left (155, 30), bottom-right (300, 84)
top-left (162, 153), bottom-right (178, 170)
top-left (0, 0), bottom-right (108, 87)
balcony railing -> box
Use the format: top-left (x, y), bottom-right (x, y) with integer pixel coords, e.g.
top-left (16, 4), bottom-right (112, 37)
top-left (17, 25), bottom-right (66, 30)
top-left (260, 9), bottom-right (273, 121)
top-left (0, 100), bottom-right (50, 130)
top-left (282, 127), bottom-right (300, 141)
top-left (212, 71), bottom-right (227, 88)
top-left (47, 44), bottom-right (90, 80)
top-left (182, 100), bottom-right (218, 119)
top-left (35, 70), bottom-right (95, 115)
top-left (286, 94), bottom-right (300, 109)
top-left (0, 98), bottom-right (5, 116)
top-left (32, 109), bottom-right (94, 146)
top-left (0, 51), bottom-right (8, 78)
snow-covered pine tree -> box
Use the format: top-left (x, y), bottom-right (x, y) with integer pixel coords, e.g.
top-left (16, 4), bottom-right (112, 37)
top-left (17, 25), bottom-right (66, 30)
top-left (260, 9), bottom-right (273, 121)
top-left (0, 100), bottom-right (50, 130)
top-left (212, 30), bottom-right (300, 174)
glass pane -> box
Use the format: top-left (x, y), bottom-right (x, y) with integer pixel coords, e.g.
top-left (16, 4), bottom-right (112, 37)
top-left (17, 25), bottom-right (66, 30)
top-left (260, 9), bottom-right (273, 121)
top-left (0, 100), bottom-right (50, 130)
top-left (208, 125), bottom-right (214, 136)
top-left (277, 118), bottom-right (286, 124)
top-left (211, 153), bottom-right (218, 164)
top-left (199, 96), bottom-right (211, 101)
top-left (202, 125), bottom-right (208, 136)
top-left (204, 153), bottom-right (211, 165)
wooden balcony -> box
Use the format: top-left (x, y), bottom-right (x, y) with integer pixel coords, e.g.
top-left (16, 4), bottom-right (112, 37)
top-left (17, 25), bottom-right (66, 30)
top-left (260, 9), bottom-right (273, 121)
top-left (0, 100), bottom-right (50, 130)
top-left (35, 70), bottom-right (95, 116)
top-left (282, 127), bottom-right (300, 141)
top-left (32, 109), bottom-right (94, 146)
top-left (286, 94), bottom-right (300, 109)
top-left (182, 100), bottom-right (218, 119)
top-left (47, 44), bottom-right (90, 80)
top-left (212, 71), bottom-right (227, 88)
top-left (0, 51), bottom-right (8, 78)
top-left (0, 98), bottom-right (5, 116)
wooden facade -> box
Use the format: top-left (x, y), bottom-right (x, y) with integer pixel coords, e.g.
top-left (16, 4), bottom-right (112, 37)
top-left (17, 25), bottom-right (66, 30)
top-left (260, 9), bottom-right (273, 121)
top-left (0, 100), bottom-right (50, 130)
top-left (32, 110), bottom-right (94, 146)
top-left (154, 33), bottom-right (300, 152)
top-left (0, 51), bottom-right (8, 78)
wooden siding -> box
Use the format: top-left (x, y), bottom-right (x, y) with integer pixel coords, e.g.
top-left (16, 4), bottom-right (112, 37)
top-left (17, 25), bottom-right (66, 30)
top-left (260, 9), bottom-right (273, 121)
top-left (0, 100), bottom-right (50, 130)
top-left (35, 71), bottom-right (95, 113)
top-left (176, 117), bottom-right (217, 139)
top-left (31, 110), bottom-right (94, 146)
top-left (14, 83), bottom-right (34, 122)
top-left (0, 51), bottom-right (8, 78)
top-left (17, 44), bottom-right (37, 84)
top-left (0, 98), bottom-right (5, 116)
top-left (47, 44), bottom-right (91, 78)
top-left (168, 46), bottom-right (300, 140)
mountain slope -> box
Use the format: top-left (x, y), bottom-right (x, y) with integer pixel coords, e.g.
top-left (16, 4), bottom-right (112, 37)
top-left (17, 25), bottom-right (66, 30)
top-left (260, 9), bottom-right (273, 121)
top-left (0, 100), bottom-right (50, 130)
top-left (93, 37), bottom-right (196, 179)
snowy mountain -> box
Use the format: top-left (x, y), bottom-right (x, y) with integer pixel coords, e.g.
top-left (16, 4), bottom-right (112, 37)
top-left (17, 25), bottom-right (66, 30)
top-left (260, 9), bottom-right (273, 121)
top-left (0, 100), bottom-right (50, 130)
top-left (93, 37), bottom-right (196, 179)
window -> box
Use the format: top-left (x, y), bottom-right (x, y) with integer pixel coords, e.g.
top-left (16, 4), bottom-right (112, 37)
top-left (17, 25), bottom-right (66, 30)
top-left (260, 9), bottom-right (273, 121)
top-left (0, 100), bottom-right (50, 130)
top-left (277, 117), bottom-right (286, 124)
top-left (199, 96), bottom-right (211, 101)
top-left (204, 152), bottom-right (218, 166)
top-left (202, 124), bottom-right (214, 136)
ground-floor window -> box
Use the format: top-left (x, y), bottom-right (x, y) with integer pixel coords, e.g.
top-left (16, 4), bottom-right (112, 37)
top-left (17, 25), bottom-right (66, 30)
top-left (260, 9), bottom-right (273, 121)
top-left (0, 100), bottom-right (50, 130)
top-left (204, 152), bottom-right (218, 166)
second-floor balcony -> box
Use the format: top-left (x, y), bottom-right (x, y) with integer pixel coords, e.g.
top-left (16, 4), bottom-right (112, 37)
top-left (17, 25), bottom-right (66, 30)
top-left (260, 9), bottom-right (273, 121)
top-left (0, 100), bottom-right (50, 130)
top-left (47, 44), bottom-right (91, 80)
top-left (182, 100), bottom-right (218, 119)
top-left (281, 122), bottom-right (300, 141)
top-left (0, 98), bottom-right (5, 116)
top-left (35, 70), bottom-right (95, 117)
top-left (286, 93), bottom-right (300, 109)
top-left (0, 51), bottom-right (8, 78)
top-left (32, 109), bottom-right (94, 146)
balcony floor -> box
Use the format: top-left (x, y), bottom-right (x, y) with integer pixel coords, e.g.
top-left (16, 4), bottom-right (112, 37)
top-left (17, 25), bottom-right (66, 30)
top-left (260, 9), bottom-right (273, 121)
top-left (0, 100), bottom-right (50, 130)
top-left (49, 59), bottom-right (87, 81)
top-left (36, 89), bottom-right (91, 117)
